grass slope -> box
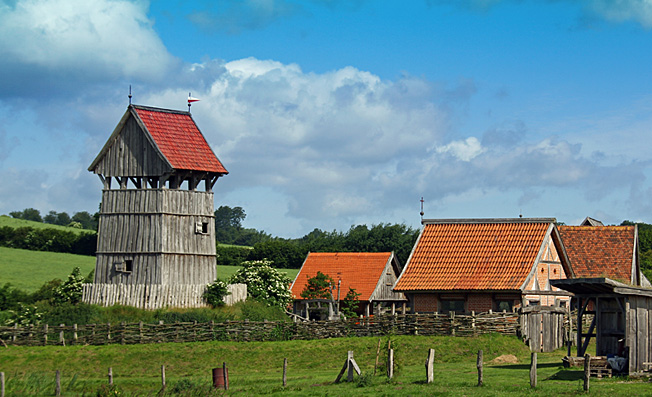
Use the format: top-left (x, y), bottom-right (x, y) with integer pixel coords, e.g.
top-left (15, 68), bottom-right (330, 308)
top-left (0, 215), bottom-right (95, 234)
top-left (0, 334), bottom-right (647, 395)
top-left (0, 247), bottom-right (95, 291)
top-left (0, 247), bottom-right (299, 292)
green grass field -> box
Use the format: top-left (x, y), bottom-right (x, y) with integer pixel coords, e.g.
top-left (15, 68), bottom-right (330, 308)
top-left (0, 247), bottom-right (96, 291)
top-left (0, 247), bottom-right (300, 291)
top-left (0, 215), bottom-right (95, 234)
top-left (0, 334), bottom-right (648, 395)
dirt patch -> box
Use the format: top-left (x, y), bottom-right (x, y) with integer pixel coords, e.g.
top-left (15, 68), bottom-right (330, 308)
top-left (490, 354), bottom-right (519, 364)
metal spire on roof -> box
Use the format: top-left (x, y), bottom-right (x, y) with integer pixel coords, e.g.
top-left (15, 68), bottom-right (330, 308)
top-left (420, 197), bottom-right (425, 222)
top-left (128, 85), bottom-right (132, 105)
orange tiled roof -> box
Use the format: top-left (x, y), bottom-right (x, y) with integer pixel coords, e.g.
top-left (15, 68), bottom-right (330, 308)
top-left (558, 226), bottom-right (635, 283)
top-left (133, 106), bottom-right (228, 174)
top-left (290, 252), bottom-right (393, 301)
top-left (394, 219), bottom-right (552, 291)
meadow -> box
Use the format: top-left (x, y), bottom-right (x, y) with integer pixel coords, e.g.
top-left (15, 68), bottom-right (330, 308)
top-left (0, 247), bottom-right (299, 292)
top-left (0, 215), bottom-right (93, 234)
top-left (0, 334), bottom-right (649, 395)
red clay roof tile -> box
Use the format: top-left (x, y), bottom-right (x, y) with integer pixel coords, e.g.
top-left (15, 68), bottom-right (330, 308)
top-left (558, 226), bottom-right (635, 283)
top-left (133, 106), bottom-right (228, 174)
top-left (290, 252), bottom-right (393, 301)
top-left (394, 220), bottom-right (552, 291)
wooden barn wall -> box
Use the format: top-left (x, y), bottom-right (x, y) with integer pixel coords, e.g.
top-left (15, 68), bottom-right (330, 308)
top-left (626, 295), bottom-right (652, 374)
top-left (93, 116), bottom-right (170, 177)
top-left (95, 189), bottom-right (216, 285)
top-left (370, 261), bottom-right (405, 302)
top-left (596, 298), bottom-right (625, 357)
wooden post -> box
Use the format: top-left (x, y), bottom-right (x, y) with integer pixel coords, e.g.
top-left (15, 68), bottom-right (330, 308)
top-left (335, 351), bottom-right (361, 383)
top-left (387, 348), bottom-right (394, 379)
top-left (12, 324), bottom-right (17, 343)
top-left (55, 370), bottom-right (61, 396)
top-left (43, 324), bottom-right (48, 345)
top-left (530, 352), bottom-right (537, 388)
top-left (73, 324), bottom-right (78, 344)
top-left (374, 338), bottom-right (382, 375)
top-left (283, 358), bottom-right (287, 387)
top-left (161, 365), bottom-right (166, 390)
top-left (1, 371), bottom-right (4, 397)
top-left (59, 324), bottom-right (65, 346)
top-left (583, 353), bottom-right (591, 391)
top-left (108, 367), bottom-right (113, 385)
top-left (347, 351), bottom-right (354, 382)
top-left (426, 348), bottom-right (435, 383)
top-left (477, 350), bottom-right (483, 386)
top-left (121, 322), bottom-right (126, 345)
top-left (223, 362), bottom-right (228, 391)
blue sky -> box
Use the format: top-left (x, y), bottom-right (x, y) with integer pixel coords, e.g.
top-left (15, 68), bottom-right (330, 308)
top-left (1, 0), bottom-right (652, 237)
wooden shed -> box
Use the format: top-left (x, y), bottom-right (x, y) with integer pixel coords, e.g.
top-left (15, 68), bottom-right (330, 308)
top-left (83, 104), bottom-right (228, 308)
top-left (290, 252), bottom-right (406, 319)
top-left (551, 278), bottom-right (652, 375)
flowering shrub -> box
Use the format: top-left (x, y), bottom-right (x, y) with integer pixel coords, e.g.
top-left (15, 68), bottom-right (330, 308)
top-left (53, 267), bottom-right (85, 304)
top-left (230, 259), bottom-right (292, 308)
top-left (204, 279), bottom-right (229, 308)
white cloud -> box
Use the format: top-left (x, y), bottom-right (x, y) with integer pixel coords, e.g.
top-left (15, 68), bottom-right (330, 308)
top-left (435, 137), bottom-right (484, 161)
top-left (0, 0), bottom-right (177, 97)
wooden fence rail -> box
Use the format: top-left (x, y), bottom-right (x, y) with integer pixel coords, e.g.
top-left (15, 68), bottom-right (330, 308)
top-left (0, 313), bottom-right (520, 347)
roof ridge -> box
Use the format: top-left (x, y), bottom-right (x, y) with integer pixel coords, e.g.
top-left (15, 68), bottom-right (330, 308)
top-left (422, 217), bottom-right (556, 225)
top-left (131, 104), bottom-right (190, 116)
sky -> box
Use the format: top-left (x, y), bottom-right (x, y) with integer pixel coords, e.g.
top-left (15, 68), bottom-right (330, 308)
top-left (1, 0), bottom-right (652, 238)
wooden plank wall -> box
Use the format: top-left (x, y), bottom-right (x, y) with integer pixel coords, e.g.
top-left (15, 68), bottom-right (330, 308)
top-left (83, 284), bottom-right (209, 309)
top-left (626, 296), bottom-right (652, 374)
top-left (95, 189), bottom-right (216, 285)
top-left (521, 306), bottom-right (566, 352)
top-left (224, 284), bottom-right (247, 306)
top-left (92, 115), bottom-right (170, 177)
top-left (371, 262), bottom-right (405, 302)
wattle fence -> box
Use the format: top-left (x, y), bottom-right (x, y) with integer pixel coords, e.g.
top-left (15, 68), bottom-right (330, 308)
top-left (0, 312), bottom-right (520, 347)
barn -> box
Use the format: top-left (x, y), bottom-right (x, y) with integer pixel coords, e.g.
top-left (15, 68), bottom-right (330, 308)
top-left (83, 104), bottom-right (228, 308)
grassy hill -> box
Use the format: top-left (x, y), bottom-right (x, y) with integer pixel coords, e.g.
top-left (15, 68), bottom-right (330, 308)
top-left (0, 215), bottom-right (95, 234)
top-left (0, 247), bottom-right (299, 292)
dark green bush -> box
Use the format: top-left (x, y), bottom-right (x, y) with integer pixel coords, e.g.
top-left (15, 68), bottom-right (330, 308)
top-left (40, 302), bottom-right (99, 325)
top-left (238, 299), bottom-right (289, 322)
top-left (216, 245), bottom-right (251, 267)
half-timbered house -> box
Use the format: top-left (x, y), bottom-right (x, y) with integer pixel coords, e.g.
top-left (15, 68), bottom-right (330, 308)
top-left (393, 218), bottom-right (574, 314)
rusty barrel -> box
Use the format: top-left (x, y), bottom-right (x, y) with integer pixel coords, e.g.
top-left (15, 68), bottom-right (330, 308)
top-left (212, 366), bottom-right (229, 389)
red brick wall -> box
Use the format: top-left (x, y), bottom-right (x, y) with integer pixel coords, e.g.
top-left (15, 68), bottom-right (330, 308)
top-left (413, 293), bottom-right (438, 312)
top-left (467, 294), bottom-right (493, 312)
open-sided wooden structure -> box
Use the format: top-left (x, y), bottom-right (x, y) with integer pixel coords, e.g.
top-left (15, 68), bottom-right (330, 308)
top-left (551, 278), bottom-right (652, 375)
top-left (83, 105), bottom-right (228, 308)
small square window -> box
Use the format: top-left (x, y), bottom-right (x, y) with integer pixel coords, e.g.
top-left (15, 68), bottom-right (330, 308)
top-left (115, 260), bottom-right (133, 273)
top-left (125, 259), bottom-right (133, 273)
top-left (195, 221), bottom-right (210, 234)
top-left (440, 299), bottom-right (465, 314)
top-left (495, 300), bottom-right (513, 312)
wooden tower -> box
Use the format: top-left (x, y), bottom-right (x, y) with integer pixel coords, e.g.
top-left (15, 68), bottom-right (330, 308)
top-left (84, 104), bottom-right (228, 308)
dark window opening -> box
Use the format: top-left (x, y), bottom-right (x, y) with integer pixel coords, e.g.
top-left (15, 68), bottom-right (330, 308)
top-left (125, 259), bottom-right (133, 273)
top-left (528, 300), bottom-right (540, 306)
top-left (202, 222), bottom-right (209, 234)
top-left (495, 300), bottom-right (513, 312)
top-left (440, 299), bottom-right (465, 314)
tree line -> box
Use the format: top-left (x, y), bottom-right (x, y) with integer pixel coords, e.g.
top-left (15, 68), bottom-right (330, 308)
top-left (9, 208), bottom-right (98, 231)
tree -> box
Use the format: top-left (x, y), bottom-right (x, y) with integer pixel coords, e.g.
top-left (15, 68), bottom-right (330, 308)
top-left (72, 211), bottom-right (97, 230)
top-left (229, 259), bottom-right (293, 308)
top-left (214, 205), bottom-right (246, 244)
top-left (340, 287), bottom-right (361, 318)
top-left (10, 208), bottom-right (42, 222)
top-left (300, 271), bottom-right (335, 300)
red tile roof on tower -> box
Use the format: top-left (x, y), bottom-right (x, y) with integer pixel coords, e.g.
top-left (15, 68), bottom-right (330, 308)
top-left (558, 225), bottom-right (636, 283)
top-left (132, 105), bottom-right (228, 174)
top-left (394, 219), bottom-right (554, 291)
top-left (290, 252), bottom-right (394, 301)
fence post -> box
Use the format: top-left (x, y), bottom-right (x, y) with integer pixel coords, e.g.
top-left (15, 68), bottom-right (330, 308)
top-left (161, 365), bottom-right (166, 390)
top-left (43, 324), bottom-right (48, 345)
top-left (530, 352), bottom-right (537, 388)
top-left (283, 358), bottom-right (287, 387)
top-left (477, 350), bottom-right (483, 386)
top-left (12, 323), bottom-right (17, 343)
top-left (583, 354), bottom-right (591, 391)
top-left (374, 338), bottom-right (381, 375)
top-left (1, 371), bottom-right (5, 397)
top-left (223, 362), bottom-right (229, 391)
top-left (387, 348), bottom-right (394, 379)
top-left (108, 367), bottom-right (113, 385)
top-left (59, 324), bottom-right (65, 346)
top-left (426, 348), bottom-right (435, 383)
top-left (55, 370), bottom-right (61, 396)
top-left (73, 324), bottom-right (78, 344)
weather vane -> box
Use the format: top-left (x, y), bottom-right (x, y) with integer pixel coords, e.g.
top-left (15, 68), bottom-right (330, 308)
top-left (188, 92), bottom-right (200, 112)
top-left (128, 85), bottom-right (132, 105)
